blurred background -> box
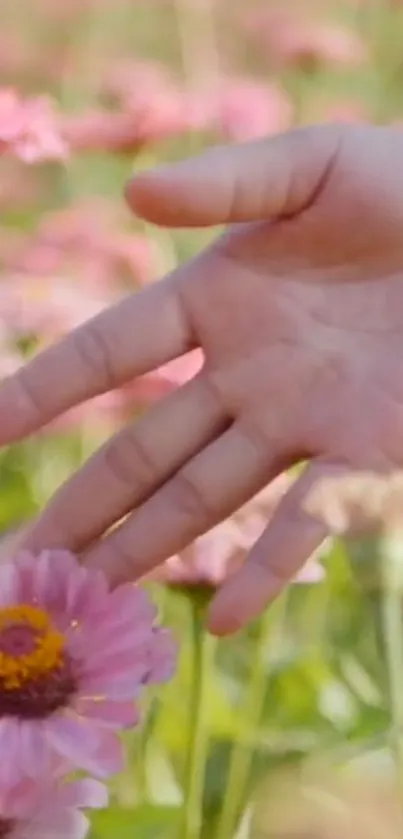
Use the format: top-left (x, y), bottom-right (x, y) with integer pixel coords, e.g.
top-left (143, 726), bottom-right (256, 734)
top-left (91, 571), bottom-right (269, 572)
top-left (1, 1), bottom-right (403, 837)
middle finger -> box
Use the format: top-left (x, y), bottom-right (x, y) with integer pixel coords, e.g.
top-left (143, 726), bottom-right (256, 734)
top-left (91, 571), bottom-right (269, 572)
top-left (21, 373), bottom-right (227, 555)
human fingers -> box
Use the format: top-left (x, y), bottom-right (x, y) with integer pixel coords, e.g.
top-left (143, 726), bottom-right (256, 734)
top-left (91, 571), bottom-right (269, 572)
top-left (126, 124), bottom-right (343, 227)
top-left (208, 460), bottom-right (346, 635)
top-left (82, 417), bottom-right (299, 585)
top-left (0, 275), bottom-right (193, 443)
top-left (21, 374), bottom-right (226, 554)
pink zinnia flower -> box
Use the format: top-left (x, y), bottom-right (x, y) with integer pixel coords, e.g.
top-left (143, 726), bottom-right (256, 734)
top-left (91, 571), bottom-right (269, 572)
top-left (7, 200), bottom-right (157, 289)
top-left (0, 772), bottom-right (107, 839)
top-left (214, 78), bottom-right (292, 142)
top-left (62, 109), bottom-right (147, 155)
top-left (0, 274), bottom-right (111, 341)
top-left (0, 551), bottom-right (176, 785)
top-left (0, 89), bottom-right (67, 163)
top-left (244, 10), bottom-right (367, 72)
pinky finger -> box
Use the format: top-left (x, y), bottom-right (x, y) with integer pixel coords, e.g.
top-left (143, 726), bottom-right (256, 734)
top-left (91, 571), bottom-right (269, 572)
top-left (208, 460), bottom-right (347, 635)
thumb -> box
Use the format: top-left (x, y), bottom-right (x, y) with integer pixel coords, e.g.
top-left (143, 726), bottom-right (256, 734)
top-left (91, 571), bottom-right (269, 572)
top-left (126, 125), bottom-right (343, 228)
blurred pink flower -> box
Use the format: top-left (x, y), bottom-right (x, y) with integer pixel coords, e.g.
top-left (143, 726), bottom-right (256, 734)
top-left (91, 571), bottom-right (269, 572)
top-left (214, 78), bottom-right (292, 141)
top-left (0, 551), bottom-right (176, 783)
top-left (8, 201), bottom-right (157, 288)
top-left (0, 773), bottom-right (107, 839)
top-left (63, 109), bottom-right (148, 155)
top-left (63, 100), bottom-right (201, 153)
top-left (152, 475), bottom-right (325, 590)
top-left (0, 274), bottom-right (113, 342)
top-left (65, 60), bottom-right (211, 154)
top-left (104, 60), bottom-right (191, 126)
top-left (0, 89), bottom-right (68, 163)
top-left (102, 64), bottom-right (294, 143)
top-left (103, 60), bottom-right (172, 107)
top-left (245, 10), bottom-right (367, 71)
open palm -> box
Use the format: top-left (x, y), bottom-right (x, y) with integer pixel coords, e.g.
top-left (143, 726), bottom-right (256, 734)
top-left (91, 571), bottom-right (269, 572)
top-left (4, 123), bottom-right (403, 633)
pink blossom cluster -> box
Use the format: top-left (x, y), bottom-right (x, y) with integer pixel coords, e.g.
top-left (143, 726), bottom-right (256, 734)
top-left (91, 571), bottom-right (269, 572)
top-left (0, 0), bottom-right (376, 166)
top-left (62, 65), bottom-right (294, 153)
top-left (6, 200), bottom-right (157, 289)
top-left (0, 90), bottom-right (67, 163)
top-left (242, 7), bottom-right (367, 73)
top-left (0, 550), bottom-right (177, 838)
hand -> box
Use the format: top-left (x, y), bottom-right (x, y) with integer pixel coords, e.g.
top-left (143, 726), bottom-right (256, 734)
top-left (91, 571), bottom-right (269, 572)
top-left (3, 123), bottom-right (403, 634)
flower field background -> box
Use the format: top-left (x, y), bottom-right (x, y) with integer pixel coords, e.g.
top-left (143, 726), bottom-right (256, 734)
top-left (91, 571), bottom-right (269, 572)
top-left (1, 0), bottom-right (403, 837)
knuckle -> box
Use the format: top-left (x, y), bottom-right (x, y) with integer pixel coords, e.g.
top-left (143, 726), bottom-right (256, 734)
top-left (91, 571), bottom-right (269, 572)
top-left (167, 471), bottom-right (214, 530)
top-left (73, 321), bottom-right (116, 393)
top-left (203, 370), bottom-right (236, 420)
top-left (238, 412), bottom-right (282, 462)
top-left (226, 169), bottom-right (245, 223)
top-left (108, 535), bottom-right (137, 583)
top-left (252, 549), bottom-right (289, 585)
top-left (102, 430), bottom-right (160, 494)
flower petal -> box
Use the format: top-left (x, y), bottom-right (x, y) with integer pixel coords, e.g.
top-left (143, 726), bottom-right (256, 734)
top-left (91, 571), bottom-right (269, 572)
top-left (18, 721), bottom-right (50, 779)
top-left (88, 730), bottom-right (125, 777)
top-left (33, 550), bottom-right (76, 617)
top-left (146, 628), bottom-right (178, 684)
top-left (45, 714), bottom-right (123, 777)
top-left (83, 649), bottom-right (149, 679)
top-left (13, 552), bottom-right (36, 602)
top-left (77, 698), bottom-right (140, 729)
top-left (107, 583), bottom-right (156, 625)
top-left (66, 567), bottom-right (108, 620)
top-left (44, 713), bottom-right (103, 768)
top-left (81, 667), bottom-right (147, 700)
top-left (81, 624), bottom-right (152, 663)
top-left (0, 562), bottom-right (20, 606)
top-left (0, 719), bottom-right (24, 786)
top-left (57, 779), bottom-right (108, 809)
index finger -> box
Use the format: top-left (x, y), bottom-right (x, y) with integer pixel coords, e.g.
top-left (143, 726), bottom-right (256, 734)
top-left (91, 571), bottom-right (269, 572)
top-left (0, 274), bottom-right (193, 443)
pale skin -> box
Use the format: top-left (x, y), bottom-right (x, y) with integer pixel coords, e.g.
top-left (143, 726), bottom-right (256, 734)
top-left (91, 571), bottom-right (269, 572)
top-left (2, 122), bottom-right (403, 635)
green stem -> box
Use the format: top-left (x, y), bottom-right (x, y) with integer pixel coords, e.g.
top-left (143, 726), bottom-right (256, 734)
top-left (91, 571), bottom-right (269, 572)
top-left (174, 0), bottom-right (220, 90)
top-left (135, 696), bottom-right (156, 803)
top-left (216, 595), bottom-right (288, 839)
top-left (381, 532), bottom-right (403, 798)
top-left (182, 599), bottom-right (216, 839)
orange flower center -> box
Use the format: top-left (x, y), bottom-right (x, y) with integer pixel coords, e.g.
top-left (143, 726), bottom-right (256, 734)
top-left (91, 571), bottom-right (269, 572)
top-left (0, 605), bottom-right (76, 719)
top-left (0, 605), bottom-right (64, 690)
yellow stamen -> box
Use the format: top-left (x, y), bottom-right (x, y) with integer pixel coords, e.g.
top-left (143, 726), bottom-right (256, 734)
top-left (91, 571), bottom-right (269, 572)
top-left (0, 605), bottom-right (65, 690)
